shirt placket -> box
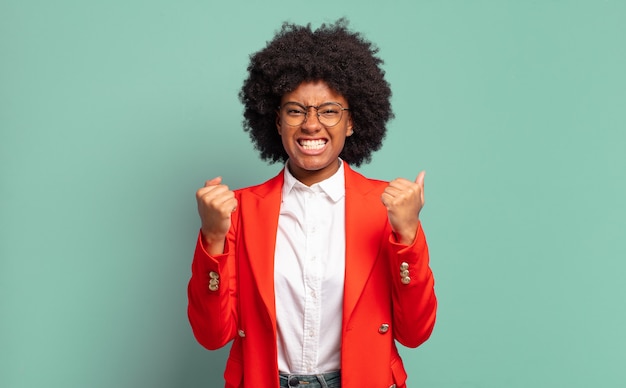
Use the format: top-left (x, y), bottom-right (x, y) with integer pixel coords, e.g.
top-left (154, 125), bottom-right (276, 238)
top-left (301, 189), bottom-right (323, 373)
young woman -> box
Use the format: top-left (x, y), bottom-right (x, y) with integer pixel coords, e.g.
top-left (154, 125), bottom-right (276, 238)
top-left (188, 19), bottom-right (437, 388)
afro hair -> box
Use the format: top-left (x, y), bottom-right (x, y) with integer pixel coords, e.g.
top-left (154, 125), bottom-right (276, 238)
top-left (239, 18), bottom-right (394, 167)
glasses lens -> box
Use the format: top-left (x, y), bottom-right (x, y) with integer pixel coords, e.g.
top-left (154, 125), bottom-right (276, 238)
top-left (317, 103), bottom-right (343, 127)
top-left (281, 102), bottom-right (345, 127)
top-left (282, 103), bottom-right (307, 126)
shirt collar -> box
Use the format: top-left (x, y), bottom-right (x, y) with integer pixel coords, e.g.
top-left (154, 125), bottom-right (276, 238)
top-left (282, 159), bottom-right (346, 202)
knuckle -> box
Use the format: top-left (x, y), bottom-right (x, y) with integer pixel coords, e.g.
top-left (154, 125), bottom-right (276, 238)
top-left (195, 187), bottom-right (207, 199)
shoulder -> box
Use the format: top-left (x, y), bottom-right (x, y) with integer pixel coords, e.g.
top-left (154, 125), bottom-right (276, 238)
top-left (233, 169), bottom-right (285, 198)
top-left (344, 163), bottom-right (388, 194)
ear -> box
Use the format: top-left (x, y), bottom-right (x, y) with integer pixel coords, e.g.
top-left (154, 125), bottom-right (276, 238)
top-left (346, 116), bottom-right (354, 137)
top-left (276, 110), bottom-right (282, 135)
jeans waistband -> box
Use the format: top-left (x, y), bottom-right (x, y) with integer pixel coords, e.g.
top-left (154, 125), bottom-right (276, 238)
top-left (279, 370), bottom-right (341, 388)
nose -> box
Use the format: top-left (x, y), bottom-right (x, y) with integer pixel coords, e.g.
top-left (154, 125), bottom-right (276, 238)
top-left (301, 107), bottom-right (322, 132)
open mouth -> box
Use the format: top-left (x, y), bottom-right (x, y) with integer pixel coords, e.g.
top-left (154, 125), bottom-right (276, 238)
top-left (298, 139), bottom-right (327, 150)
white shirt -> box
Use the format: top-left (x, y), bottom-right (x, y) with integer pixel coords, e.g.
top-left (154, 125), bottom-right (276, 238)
top-left (274, 162), bottom-right (346, 374)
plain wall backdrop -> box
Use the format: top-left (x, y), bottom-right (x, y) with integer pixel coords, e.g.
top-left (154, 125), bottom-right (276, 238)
top-left (1, 1), bottom-right (625, 387)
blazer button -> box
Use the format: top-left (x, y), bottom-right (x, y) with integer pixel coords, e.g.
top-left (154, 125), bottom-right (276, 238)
top-left (208, 283), bottom-right (219, 291)
top-left (378, 323), bottom-right (390, 334)
top-left (209, 271), bottom-right (219, 279)
top-left (401, 276), bottom-right (411, 285)
top-left (400, 262), bottom-right (409, 271)
top-left (238, 329), bottom-right (246, 338)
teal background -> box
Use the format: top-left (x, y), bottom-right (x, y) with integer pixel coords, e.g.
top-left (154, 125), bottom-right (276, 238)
top-left (1, 0), bottom-right (625, 387)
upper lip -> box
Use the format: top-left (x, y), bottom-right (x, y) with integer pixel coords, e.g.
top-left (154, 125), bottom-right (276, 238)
top-left (298, 137), bottom-right (327, 142)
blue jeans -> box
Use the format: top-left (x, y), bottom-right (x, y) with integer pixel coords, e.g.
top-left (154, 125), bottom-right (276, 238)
top-left (279, 371), bottom-right (341, 388)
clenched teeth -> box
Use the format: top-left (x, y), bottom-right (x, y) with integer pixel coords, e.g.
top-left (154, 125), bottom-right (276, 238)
top-left (299, 139), bottom-right (327, 150)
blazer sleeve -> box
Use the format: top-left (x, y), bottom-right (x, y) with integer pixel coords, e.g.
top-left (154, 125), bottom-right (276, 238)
top-left (187, 208), bottom-right (240, 350)
top-left (385, 221), bottom-right (437, 348)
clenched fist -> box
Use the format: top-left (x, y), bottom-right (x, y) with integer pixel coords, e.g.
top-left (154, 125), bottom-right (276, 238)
top-left (195, 177), bottom-right (238, 255)
top-left (381, 171), bottom-right (426, 245)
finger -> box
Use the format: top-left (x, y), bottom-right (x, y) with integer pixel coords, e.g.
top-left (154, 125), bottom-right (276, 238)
top-left (385, 180), bottom-right (410, 199)
top-left (196, 183), bottom-right (229, 201)
top-left (213, 197), bottom-right (238, 217)
top-left (201, 189), bottom-right (235, 212)
top-left (228, 197), bottom-right (238, 213)
top-left (382, 185), bottom-right (403, 200)
top-left (380, 192), bottom-right (393, 208)
top-left (415, 171), bottom-right (426, 204)
top-left (205, 176), bottom-right (222, 187)
top-left (207, 193), bottom-right (237, 213)
top-left (415, 171), bottom-right (425, 188)
top-left (386, 177), bottom-right (420, 197)
top-left (388, 177), bottom-right (412, 189)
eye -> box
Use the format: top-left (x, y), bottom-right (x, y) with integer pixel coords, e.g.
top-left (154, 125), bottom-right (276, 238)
top-left (319, 104), bottom-right (340, 116)
top-left (284, 103), bottom-right (306, 116)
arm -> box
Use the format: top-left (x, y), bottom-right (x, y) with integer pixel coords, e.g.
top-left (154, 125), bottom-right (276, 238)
top-left (385, 222), bottom-right (437, 348)
top-left (187, 178), bottom-right (240, 350)
top-left (381, 171), bottom-right (437, 347)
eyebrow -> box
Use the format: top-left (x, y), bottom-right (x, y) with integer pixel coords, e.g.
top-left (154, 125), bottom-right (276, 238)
top-left (282, 101), bottom-right (345, 107)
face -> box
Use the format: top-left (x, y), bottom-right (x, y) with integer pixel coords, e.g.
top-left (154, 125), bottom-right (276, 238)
top-left (276, 81), bottom-right (353, 186)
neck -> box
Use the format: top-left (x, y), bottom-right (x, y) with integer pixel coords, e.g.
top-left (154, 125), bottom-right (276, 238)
top-left (288, 159), bottom-right (341, 186)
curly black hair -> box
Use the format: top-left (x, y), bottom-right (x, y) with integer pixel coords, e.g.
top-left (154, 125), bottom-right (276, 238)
top-left (239, 18), bottom-right (393, 167)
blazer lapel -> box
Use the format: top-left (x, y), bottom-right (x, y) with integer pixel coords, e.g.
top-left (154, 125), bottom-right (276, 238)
top-left (343, 163), bottom-right (387, 325)
top-left (240, 170), bottom-right (284, 328)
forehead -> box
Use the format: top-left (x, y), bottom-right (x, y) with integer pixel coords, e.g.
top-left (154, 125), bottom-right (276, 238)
top-left (281, 81), bottom-right (347, 105)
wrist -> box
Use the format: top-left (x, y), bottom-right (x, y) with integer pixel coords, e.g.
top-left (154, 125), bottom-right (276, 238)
top-left (393, 224), bottom-right (418, 246)
top-left (201, 229), bottom-right (226, 255)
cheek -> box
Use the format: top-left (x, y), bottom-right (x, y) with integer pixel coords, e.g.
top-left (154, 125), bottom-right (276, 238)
top-left (279, 132), bottom-right (292, 151)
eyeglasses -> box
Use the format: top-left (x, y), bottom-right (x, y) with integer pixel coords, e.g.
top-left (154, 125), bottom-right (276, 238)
top-left (278, 102), bottom-right (349, 127)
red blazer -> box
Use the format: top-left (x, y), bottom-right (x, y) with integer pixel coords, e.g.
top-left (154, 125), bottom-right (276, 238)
top-left (188, 162), bottom-right (437, 388)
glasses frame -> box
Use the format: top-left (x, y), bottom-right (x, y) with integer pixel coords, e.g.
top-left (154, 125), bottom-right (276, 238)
top-left (278, 101), bottom-right (350, 127)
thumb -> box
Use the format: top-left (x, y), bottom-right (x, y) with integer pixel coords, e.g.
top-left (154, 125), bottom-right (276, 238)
top-left (415, 171), bottom-right (426, 187)
top-left (205, 176), bottom-right (222, 187)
